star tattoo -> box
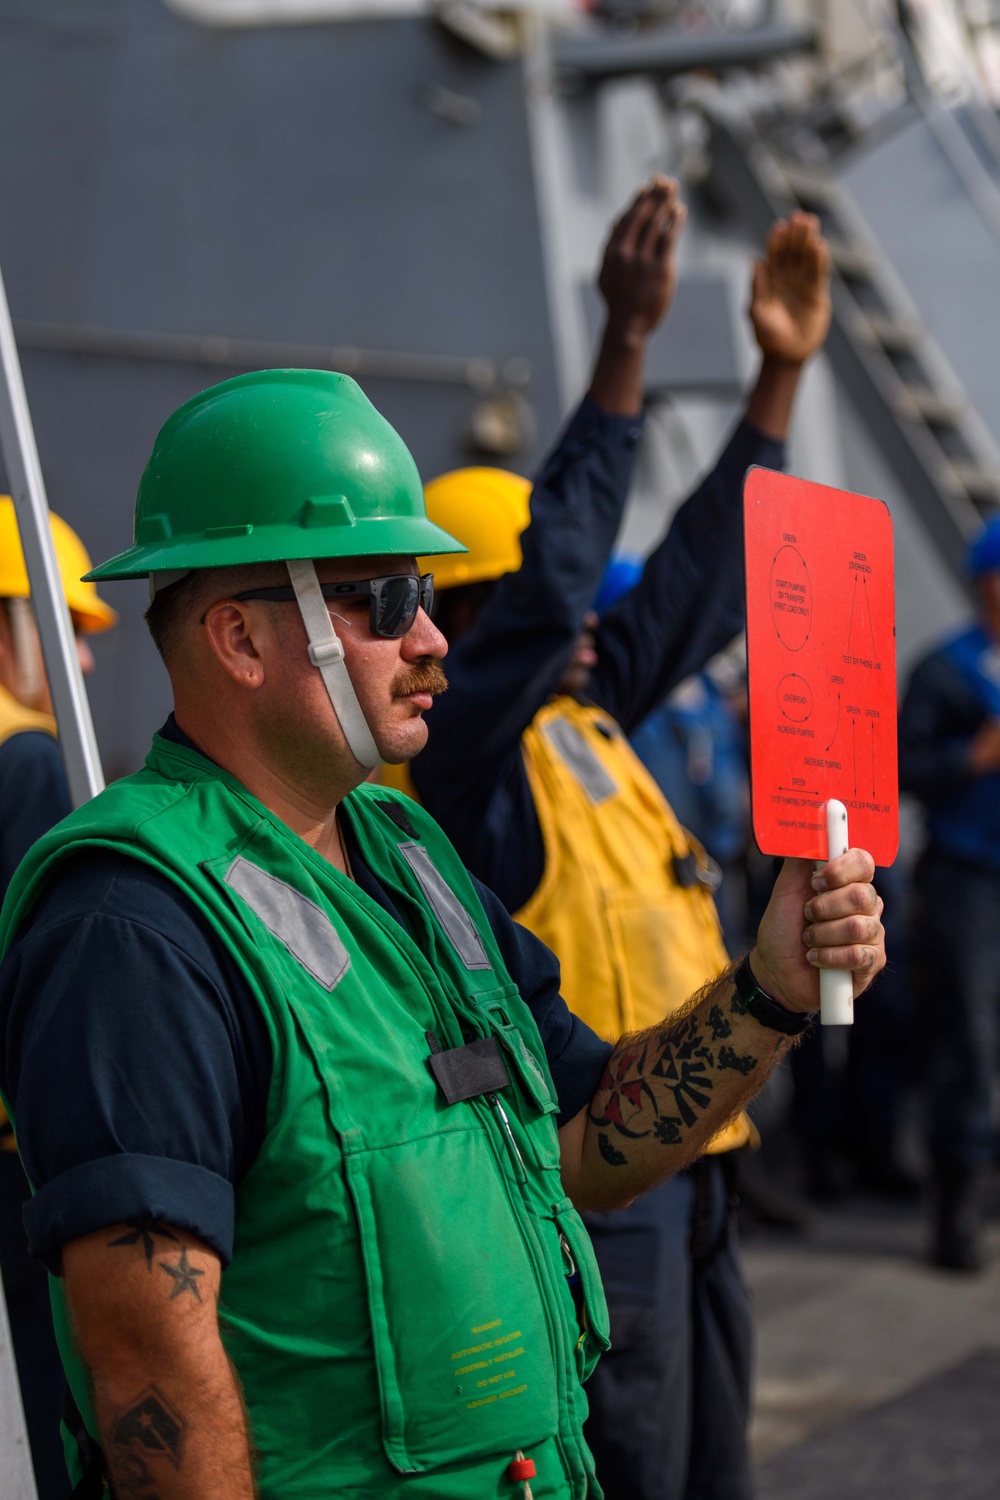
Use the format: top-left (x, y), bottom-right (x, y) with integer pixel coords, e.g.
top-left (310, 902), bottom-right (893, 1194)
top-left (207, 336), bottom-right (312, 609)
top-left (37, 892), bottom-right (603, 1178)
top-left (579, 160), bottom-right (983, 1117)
top-left (109, 1219), bottom-right (180, 1272)
top-left (158, 1247), bottom-right (204, 1302)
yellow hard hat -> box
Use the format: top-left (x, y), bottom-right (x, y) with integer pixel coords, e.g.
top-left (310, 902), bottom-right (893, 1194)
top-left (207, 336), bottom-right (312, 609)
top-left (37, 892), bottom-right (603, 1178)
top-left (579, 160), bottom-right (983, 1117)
top-left (0, 497), bottom-right (117, 633)
top-left (420, 467), bottom-right (532, 591)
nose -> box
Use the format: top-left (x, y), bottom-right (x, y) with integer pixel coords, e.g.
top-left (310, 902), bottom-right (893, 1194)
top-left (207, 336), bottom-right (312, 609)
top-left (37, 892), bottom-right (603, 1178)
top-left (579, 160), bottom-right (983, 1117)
top-left (403, 607), bottom-right (448, 661)
top-left (75, 634), bottom-right (95, 676)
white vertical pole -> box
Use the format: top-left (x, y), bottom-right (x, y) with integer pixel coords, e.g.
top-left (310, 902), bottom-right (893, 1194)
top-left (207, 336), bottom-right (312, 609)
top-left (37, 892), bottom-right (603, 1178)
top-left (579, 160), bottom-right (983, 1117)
top-left (0, 259), bottom-right (104, 807)
top-left (0, 256), bottom-right (103, 1500)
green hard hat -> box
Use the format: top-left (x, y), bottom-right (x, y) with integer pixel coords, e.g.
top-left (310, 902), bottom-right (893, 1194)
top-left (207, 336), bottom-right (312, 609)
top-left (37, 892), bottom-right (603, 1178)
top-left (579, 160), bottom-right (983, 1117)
top-left (85, 368), bottom-right (466, 581)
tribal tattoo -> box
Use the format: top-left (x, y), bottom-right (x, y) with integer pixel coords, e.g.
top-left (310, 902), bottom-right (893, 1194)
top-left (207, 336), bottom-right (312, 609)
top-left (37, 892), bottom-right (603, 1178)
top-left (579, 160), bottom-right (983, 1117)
top-left (707, 1005), bottom-right (732, 1041)
top-left (588, 966), bottom-right (781, 1168)
top-left (718, 1045), bottom-right (758, 1076)
top-left (597, 1132), bottom-right (627, 1167)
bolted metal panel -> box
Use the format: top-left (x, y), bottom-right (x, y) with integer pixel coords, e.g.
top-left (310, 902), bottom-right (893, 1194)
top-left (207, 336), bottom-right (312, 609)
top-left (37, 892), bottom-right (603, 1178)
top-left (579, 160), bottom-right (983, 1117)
top-left (0, 1), bottom-right (564, 774)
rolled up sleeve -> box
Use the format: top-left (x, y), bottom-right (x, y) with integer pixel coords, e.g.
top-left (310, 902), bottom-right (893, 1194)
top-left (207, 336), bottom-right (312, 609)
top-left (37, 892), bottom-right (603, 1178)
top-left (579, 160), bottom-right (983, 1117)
top-left (0, 859), bottom-right (267, 1269)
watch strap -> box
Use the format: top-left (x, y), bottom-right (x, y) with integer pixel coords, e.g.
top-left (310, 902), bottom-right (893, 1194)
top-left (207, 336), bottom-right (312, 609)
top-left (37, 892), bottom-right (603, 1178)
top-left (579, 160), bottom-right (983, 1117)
top-left (732, 955), bottom-right (815, 1037)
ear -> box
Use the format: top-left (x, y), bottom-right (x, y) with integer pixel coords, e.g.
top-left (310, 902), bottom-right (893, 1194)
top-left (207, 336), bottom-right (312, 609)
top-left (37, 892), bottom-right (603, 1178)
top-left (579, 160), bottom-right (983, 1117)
top-left (201, 601), bottom-right (269, 690)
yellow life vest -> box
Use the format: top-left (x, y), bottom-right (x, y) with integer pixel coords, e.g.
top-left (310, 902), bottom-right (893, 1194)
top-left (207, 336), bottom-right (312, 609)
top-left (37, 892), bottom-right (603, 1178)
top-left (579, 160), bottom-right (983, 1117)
top-left (0, 680), bottom-right (56, 748)
top-left (0, 683), bottom-right (57, 1148)
top-left (382, 696), bottom-right (753, 1155)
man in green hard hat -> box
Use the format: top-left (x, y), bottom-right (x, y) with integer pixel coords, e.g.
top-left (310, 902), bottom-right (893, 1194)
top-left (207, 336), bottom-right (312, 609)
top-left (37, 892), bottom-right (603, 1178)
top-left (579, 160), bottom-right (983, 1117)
top-left (0, 369), bottom-right (885, 1500)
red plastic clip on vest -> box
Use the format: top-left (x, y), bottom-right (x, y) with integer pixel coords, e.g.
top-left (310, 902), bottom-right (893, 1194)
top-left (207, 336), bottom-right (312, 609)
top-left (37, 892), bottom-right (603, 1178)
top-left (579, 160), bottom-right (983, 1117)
top-left (509, 1450), bottom-right (536, 1498)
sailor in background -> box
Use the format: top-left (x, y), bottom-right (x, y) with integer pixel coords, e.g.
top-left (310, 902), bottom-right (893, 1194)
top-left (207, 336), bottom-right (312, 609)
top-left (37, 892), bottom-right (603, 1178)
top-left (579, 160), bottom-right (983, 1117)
top-left (902, 515), bottom-right (1000, 1272)
top-left (0, 496), bottom-right (115, 1500)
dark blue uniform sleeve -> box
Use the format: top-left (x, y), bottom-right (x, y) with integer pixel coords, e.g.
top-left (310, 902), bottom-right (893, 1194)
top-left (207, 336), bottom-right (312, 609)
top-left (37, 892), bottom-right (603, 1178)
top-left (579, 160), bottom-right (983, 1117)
top-left (899, 648), bottom-right (984, 803)
top-left (469, 874), bottom-right (612, 1128)
top-left (0, 732), bottom-right (71, 899)
top-left (413, 395), bottom-right (643, 902)
top-left (414, 410), bottom-right (784, 913)
top-left (591, 420), bottom-right (785, 731)
top-left (0, 852), bottom-right (270, 1269)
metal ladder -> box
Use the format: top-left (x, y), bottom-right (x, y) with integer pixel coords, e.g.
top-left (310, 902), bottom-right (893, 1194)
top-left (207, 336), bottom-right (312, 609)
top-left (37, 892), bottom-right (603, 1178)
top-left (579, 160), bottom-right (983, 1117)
top-left (705, 102), bottom-right (1000, 583)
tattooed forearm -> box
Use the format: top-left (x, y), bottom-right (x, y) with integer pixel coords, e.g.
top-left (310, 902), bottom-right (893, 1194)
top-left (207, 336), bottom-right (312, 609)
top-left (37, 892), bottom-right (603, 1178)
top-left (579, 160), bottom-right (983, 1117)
top-left (65, 1225), bottom-right (254, 1499)
top-left (589, 1013), bottom-right (716, 1154)
top-left (106, 1384), bottom-right (186, 1499)
top-left (586, 962), bottom-right (788, 1183)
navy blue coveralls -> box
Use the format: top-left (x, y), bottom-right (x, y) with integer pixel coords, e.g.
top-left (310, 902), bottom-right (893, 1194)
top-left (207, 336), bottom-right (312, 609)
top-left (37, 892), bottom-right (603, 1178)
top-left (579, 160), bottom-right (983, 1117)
top-left (900, 625), bottom-right (1000, 1178)
top-left (412, 394), bottom-right (785, 1500)
top-left (0, 728), bottom-right (72, 1500)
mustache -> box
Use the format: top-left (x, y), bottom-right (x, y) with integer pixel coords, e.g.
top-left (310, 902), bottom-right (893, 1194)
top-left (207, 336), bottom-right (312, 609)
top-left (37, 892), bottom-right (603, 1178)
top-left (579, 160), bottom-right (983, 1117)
top-left (393, 661), bottom-right (449, 698)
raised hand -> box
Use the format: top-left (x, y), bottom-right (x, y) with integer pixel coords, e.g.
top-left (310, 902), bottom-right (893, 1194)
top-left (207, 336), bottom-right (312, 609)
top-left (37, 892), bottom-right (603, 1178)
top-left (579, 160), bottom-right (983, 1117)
top-left (751, 848), bottom-right (885, 1013)
top-left (589, 177), bottom-right (686, 415)
top-left (598, 176), bottom-right (686, 340)
top-left (750, 211), bottom-right (831, 367)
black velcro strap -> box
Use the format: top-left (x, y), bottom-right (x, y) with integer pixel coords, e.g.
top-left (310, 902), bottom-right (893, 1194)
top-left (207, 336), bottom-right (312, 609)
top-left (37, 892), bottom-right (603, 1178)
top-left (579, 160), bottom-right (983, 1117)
top-left (673, 852), bottom-right (699, 888)
top-left (427, 1035), bottom-right (510, 1106)
top-left (375, 798), bottom-right (419, 839)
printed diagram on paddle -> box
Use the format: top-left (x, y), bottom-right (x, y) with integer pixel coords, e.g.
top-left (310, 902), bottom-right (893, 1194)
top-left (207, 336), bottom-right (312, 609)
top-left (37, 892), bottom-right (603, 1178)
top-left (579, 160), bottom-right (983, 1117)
top-left (744, 468), bottom-right (899, 865)
top-left (770, 543), bottom-right (880, 786)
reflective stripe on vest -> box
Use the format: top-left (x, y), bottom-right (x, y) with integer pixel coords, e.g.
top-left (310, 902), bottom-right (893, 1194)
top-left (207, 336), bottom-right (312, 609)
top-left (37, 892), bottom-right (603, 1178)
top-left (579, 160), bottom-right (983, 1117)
top-left (542, 717), bottom-right (618, 803)
top-left (397, 842), bottom-right (491, 970)
top-left (224, 856), bottom-right (351, 990)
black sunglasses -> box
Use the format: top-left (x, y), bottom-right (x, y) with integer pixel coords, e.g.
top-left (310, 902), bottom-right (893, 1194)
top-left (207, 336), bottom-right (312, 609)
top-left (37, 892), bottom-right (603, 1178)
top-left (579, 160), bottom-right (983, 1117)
top-left (232, 573), bottom-right (435, 640)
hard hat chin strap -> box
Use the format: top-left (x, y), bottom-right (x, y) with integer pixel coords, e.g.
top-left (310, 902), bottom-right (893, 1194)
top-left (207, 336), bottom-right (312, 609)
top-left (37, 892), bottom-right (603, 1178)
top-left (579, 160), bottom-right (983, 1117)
top-left (286, 559), bottom-right (382, 770)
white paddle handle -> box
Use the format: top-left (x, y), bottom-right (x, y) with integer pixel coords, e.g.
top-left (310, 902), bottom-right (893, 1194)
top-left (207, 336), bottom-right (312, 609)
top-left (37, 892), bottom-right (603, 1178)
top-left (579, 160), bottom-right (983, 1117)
top-left (818, 799), bottom-right (853, 1026)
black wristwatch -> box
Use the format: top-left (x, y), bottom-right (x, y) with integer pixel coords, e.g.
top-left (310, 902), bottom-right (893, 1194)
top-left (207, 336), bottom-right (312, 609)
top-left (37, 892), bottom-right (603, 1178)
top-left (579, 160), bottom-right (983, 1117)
top-left (732, 954), bottom-right (815, 1037)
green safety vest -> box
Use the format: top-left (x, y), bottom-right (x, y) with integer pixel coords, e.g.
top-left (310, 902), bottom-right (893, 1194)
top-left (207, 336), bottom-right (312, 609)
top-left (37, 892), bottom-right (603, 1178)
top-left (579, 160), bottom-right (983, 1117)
top-left (0, 733), bottom-right (610, 1499)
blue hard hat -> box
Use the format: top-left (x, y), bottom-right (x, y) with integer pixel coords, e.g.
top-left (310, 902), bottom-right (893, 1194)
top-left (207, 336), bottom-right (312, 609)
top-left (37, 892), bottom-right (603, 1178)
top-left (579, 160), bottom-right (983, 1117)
top-left (968, 516), bottom-right (1000, 577)
top-left (593, 554), bottom-right (643, 615)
